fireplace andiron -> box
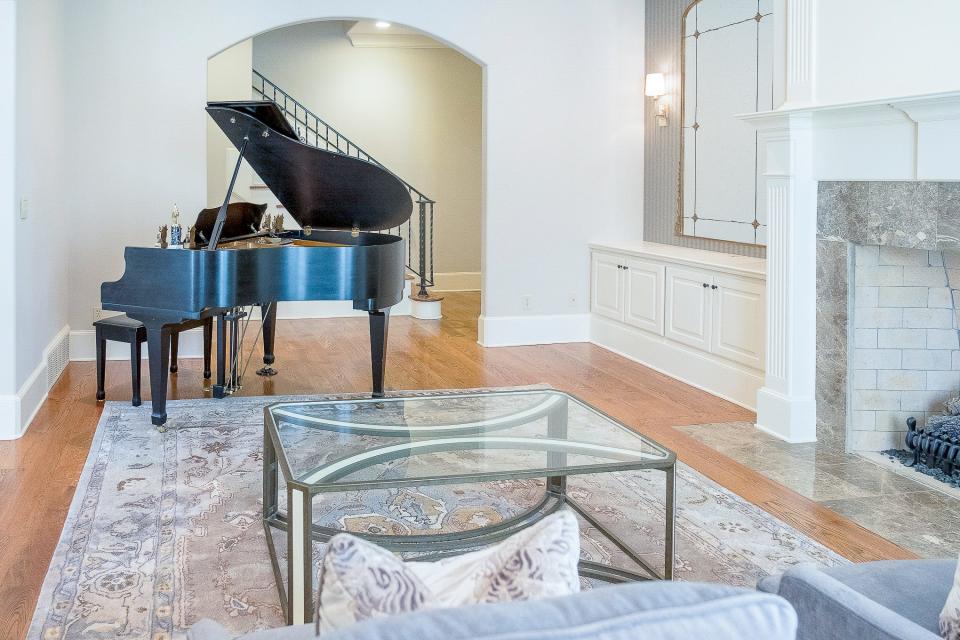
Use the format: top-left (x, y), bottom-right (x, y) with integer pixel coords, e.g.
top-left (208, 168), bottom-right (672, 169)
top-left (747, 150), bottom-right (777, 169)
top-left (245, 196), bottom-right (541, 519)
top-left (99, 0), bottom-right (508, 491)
top-left (905, 416), bottom-right (960, 475)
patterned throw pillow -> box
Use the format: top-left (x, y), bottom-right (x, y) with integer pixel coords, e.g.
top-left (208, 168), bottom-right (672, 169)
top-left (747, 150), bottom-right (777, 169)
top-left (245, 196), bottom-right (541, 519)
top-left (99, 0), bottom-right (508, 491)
top-left (315, 510), bottom-right (581, 634)
top-left (941, 559), bottom-right (960, 639)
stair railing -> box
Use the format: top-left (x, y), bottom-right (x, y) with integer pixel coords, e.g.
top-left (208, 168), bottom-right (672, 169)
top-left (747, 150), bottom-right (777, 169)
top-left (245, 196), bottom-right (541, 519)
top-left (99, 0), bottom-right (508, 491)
top-left (252, 69), bottom-right (435, 294)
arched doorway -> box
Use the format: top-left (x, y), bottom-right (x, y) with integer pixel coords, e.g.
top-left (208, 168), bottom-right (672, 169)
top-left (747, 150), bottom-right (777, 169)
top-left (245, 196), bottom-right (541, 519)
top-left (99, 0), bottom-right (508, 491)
top-left (206, 18), bottom-right (484, 333)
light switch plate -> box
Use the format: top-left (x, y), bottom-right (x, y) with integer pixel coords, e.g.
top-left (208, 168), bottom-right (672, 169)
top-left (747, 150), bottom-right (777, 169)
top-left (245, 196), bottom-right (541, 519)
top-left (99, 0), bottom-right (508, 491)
top-left (19, 198), bottom-right (28, 220)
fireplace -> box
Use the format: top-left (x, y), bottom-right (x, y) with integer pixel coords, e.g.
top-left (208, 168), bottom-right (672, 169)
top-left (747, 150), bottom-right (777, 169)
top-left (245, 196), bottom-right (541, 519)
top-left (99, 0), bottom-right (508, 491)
top-left (816, 181), bottom-right (960, 452)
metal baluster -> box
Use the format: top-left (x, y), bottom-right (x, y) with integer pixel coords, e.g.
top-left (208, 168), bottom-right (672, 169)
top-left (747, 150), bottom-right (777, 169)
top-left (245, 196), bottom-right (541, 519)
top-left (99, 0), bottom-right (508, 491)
top-left (417, 200), bottom-right (428, 297)
top-left (429, 201), bottom-right (435, 286)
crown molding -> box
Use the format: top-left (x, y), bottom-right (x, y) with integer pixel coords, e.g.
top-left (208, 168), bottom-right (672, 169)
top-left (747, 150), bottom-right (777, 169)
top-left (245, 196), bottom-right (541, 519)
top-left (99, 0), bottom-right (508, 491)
top-left (739, 91), bottom-right (960, 127)
top-left (347, 33), bottom-right (445, 48)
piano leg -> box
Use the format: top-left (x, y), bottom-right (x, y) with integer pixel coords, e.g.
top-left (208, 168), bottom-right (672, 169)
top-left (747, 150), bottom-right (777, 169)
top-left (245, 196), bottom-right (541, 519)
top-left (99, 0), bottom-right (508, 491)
top-left (202, 317), bottom-right (213, 379)
top-left (95, 327), bottom-right (106, 401)
top-left (169, 332), bottom-right (179, 373)
top-left (257, 301), bottom-right (278, 377)
top-left (143, 320), bottom-right (171, 426)
top-left (214, 312), bottom-right (227, 398)
top-left (368, 309), bottom-right (390, 397)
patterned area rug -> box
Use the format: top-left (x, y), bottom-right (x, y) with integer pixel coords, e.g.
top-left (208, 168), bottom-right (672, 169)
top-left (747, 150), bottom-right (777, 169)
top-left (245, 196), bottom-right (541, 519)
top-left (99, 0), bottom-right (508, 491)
top-left (29, 391), bottom-right (847, 639)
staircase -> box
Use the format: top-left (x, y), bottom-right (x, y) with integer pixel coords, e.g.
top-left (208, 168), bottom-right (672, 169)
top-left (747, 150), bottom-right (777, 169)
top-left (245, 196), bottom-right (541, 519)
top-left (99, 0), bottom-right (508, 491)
top-left (251, 70), bottom-right (443, 317)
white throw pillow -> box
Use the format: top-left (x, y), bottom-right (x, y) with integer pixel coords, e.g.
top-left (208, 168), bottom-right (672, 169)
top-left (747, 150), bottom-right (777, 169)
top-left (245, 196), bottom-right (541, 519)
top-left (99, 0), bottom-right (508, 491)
top-left (941, 559), bottom-right (960, 639)
top-left (315, 509), bottom-right (581, 634)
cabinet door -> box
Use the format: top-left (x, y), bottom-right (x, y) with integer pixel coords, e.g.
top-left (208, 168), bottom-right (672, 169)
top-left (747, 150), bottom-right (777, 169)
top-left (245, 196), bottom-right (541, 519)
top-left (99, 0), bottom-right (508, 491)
top-left (711, 273), bottom-right (765, 369)
top-left (664, 266), bottom-right (712, 351)
top-left (623, 257), bottom-right (665, 335)
top-left (591, 252), bottom-right (624, 321)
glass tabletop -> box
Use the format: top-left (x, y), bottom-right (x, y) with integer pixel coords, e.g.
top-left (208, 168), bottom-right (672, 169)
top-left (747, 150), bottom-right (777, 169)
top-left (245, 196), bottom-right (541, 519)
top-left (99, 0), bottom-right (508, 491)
top-left (265, 390), bottom-right (675, 490)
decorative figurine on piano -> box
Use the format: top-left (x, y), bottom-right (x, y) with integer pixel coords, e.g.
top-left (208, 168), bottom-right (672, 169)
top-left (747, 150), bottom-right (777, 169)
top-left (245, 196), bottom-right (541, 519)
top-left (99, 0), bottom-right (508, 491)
top-left (186, 225), bottom-right (197, 249)
top-left (272, 213), bottom-right (284, 234)
top-left (170, 204), bottom-right (183, 247)
top-left (156, 224), bottom-right (169, 249)
top-left (260, 213), bottom-right (273, 233)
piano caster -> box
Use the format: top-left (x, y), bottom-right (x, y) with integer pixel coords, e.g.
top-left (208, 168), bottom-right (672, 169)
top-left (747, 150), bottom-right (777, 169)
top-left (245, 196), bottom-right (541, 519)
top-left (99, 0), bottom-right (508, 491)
top-left (256, 366), bottom-right (277, 377)
top-left (157, 425), bottom-right (167, 434)
top-left (213, 383), bottom-right (241, 397)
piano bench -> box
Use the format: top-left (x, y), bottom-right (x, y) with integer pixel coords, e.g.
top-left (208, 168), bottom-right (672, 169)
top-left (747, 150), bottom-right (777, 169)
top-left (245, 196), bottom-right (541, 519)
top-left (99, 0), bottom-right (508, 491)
top-left (94, 315), bottom-right (213, 407)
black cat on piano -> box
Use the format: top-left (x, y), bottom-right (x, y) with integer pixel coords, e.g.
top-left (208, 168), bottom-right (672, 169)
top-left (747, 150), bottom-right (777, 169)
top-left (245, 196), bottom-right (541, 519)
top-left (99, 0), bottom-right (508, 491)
top-left (101, 101), bottom-right (412, 426)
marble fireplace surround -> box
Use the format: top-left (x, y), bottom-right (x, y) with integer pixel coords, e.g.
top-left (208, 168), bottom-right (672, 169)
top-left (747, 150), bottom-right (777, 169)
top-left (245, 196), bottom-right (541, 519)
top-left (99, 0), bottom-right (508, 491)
top-left (816, 181), bottom-right (960, 451)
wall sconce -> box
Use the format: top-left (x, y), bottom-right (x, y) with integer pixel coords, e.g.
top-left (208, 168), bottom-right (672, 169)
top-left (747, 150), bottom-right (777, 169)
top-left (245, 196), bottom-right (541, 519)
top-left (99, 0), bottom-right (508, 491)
top-left (645, 73), bottom-right (668, 127)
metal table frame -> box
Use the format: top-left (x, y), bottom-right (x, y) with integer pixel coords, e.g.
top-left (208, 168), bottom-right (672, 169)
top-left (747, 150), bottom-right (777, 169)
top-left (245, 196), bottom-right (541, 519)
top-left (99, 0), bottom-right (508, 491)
top-left (261, 390), bottom-right (677, 625)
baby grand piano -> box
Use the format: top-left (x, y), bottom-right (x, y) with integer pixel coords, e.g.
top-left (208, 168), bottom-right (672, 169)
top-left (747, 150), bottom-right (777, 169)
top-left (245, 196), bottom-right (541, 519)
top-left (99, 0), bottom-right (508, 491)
top-left (101, 100), bottom-right (413, 426)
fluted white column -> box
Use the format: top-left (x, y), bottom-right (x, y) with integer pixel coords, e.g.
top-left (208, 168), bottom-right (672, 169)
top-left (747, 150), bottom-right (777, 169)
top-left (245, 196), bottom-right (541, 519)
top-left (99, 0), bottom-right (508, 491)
top-left (782, 0), bottom-right (815, 108)
top-left (747, 112), bottom-right (817, 442)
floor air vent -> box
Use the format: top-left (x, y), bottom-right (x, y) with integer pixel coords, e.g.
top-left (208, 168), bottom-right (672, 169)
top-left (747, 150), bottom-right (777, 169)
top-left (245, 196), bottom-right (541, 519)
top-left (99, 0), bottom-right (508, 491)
top-left (47, 332), bottom-right (69, 388)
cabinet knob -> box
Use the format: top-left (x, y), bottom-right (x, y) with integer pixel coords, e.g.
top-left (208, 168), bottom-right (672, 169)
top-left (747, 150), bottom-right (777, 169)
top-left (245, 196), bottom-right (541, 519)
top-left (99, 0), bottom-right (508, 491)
top-left (711, 284), bottom-right (718, 290)
top-left (617, 264), bottom-right (622, 270)
top-left (623, 265), bottom-right (629, 270)
top-left (702, 282), bottom-right (709, 288)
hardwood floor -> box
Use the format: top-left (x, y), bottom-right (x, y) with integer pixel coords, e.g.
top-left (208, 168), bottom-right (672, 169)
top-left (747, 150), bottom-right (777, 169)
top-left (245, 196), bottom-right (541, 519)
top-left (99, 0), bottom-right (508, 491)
top-left (0, 292), bottom-right (914, 639)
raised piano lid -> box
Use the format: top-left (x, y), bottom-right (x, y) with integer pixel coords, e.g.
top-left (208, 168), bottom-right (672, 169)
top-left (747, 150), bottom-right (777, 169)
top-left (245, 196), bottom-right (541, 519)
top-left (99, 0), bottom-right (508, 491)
top-left (206, 100), bottom-right (413, 232)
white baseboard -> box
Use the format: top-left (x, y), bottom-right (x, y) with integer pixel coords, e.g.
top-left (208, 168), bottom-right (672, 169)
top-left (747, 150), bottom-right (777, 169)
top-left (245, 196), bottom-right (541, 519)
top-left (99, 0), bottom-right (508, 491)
top-left (0, 325), bottom-right (70, 440)
top-left (433, 271), bottom-right (481, 292)
top-left (73, 282), bottom-right (414, 362)
top-left (478, 313), bottom-right (590, 347)
top-left (70, 327), bottom-right (209, 361)
top-left (0, 395), bottom-right (17, 441)
top-left (590, 315), bottom-right (762, 411)
top-left (755, 387), bottom-right (817, 443)
top-left (275, 281), bottom-right (412, 318)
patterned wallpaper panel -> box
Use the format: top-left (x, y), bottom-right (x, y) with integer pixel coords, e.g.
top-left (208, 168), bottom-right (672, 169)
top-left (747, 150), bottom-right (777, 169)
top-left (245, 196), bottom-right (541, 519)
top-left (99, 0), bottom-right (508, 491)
top-left (643, 0), bottom-right (766, 259)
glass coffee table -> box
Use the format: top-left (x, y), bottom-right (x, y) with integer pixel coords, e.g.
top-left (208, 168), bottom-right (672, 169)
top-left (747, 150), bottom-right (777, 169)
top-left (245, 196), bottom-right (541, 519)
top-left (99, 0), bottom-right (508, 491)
top-left (262, 389), bottom-right (677, 624)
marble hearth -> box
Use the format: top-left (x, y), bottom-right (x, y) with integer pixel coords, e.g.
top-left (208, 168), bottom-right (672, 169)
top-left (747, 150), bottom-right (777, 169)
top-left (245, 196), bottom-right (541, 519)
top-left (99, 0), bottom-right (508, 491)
top-left (817, 181), bottom-right (960, 452)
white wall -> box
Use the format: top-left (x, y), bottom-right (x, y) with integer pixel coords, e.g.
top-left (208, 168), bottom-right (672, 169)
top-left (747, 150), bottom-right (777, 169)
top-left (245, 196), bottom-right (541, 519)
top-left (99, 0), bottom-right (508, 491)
top-left (62, 0), bottom-right (646, 346)
top-left (250, 21), bottom-right (482, 276)
top-left (207, 38), bottom-right (252, 206)
top-left (0, 0), bottom-right (70, 438)
top-left (0, 0), bottom-right (16, 402)
top-left (815, 0), bottom-right (960, 105)
top-left (16, 0), bottom-right (69, 384)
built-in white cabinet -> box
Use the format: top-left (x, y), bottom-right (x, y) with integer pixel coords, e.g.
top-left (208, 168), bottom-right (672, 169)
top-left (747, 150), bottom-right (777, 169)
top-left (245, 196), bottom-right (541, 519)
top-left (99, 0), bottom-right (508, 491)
top-left (664, 266), bottom-right (712, 351)
top-left (590, 252), bottom-right (625, 321)
top-left (624, 257), bottom-right (665, 334)
top-left (589, 241), bottom-right (766, 410)
top-left (711, 273), bottom-right (765, 369)
top-left (592, 254), bottom-right (665, 334)
top-left (663, 267), bottom-right (765, 369)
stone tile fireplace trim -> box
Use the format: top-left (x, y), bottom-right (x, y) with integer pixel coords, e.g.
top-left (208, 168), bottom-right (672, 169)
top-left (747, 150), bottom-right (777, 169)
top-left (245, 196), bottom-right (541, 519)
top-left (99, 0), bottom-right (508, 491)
top-left (816, 181), bottom-right (960, 451)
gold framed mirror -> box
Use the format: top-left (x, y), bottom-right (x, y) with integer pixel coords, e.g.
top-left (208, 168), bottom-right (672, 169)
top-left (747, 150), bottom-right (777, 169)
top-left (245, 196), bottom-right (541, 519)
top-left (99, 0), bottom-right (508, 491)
top-left (676, 0), bottom-right (773, 246)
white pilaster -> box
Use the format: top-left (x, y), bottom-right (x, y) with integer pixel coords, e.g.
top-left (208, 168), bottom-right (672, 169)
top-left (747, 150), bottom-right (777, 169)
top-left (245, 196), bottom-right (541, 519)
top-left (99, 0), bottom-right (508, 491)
top-left (748, 112), bottom-right (818, 443)
top-left (782, 0), bottom-right (815, 108)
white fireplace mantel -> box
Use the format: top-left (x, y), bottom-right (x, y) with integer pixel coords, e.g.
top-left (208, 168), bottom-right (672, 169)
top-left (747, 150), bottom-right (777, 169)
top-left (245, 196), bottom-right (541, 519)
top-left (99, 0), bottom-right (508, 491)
top-left (740, 92), bottom-right (960, 442)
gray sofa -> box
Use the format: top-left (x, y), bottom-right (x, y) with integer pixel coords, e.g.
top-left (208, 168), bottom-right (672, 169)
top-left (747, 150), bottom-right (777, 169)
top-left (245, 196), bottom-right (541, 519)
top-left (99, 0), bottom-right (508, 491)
top-left (188, 581), bottom-right (797, 640)
top-left (758, 560), bottom-right (955, 640)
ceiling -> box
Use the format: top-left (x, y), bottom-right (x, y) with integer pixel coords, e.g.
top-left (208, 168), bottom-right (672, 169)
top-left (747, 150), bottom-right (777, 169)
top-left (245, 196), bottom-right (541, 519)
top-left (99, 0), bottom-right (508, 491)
top-left (344, 20), bottom-right (446, 49)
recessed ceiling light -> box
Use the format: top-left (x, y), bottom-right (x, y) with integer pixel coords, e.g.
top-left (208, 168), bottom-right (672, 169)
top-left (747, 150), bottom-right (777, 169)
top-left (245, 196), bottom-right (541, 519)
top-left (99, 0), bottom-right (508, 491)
top-left (375, 21), bottom-right (391, 29)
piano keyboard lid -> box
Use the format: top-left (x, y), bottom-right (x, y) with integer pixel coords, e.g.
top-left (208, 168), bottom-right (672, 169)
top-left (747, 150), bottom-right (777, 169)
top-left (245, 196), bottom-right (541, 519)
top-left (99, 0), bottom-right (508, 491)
top-left (206, 100), bottom-right (413, 233)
